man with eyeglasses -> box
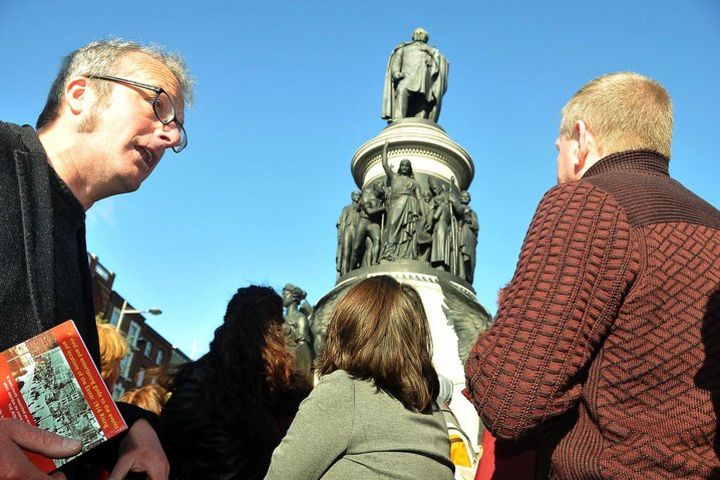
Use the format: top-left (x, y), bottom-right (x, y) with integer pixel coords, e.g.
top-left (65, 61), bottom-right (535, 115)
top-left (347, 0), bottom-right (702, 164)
top-left (0, 39), bottom-right (192, 480)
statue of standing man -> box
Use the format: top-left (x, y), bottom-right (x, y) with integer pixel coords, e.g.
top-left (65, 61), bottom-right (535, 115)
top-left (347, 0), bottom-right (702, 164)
top-left (382, 28), bottom-right (449, 124)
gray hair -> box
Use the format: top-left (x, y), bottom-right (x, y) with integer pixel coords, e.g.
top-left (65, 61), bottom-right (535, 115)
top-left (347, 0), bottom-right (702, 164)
top-left (37, 38), bottom-right (194, 129)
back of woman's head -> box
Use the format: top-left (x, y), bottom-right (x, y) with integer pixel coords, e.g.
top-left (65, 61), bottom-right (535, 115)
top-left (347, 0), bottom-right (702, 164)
top-left (97, 322), bottom-right (128, 389)
top-left (187, 286), bottom-right (295, 431)
top-left (318, 276), bottom-right (439, 412)
top-left (120, 384), bottom-right (167, 415)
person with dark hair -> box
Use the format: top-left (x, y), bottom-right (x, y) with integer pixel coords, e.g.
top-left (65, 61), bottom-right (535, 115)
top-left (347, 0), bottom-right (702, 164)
top-left (160, 286), bottom-right (310, 480)
top-left (265, 276), bottom-right (454, 480)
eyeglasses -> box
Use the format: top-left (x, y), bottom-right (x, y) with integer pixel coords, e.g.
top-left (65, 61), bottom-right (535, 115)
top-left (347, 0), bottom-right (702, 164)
top-left (85, 74), bottom-right (187, 153)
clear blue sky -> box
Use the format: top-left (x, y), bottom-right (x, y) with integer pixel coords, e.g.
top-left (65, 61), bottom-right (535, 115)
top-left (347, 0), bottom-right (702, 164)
top-left (2, 1), bottom-right (718, 359)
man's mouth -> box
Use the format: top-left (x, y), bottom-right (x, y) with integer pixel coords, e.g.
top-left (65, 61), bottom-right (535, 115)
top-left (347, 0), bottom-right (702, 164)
top-left (138, 147), bottom-right (154, 169)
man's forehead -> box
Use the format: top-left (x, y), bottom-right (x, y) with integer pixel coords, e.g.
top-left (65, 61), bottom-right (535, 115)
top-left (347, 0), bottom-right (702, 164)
top-left (116, 52), bottom-right (184, 108)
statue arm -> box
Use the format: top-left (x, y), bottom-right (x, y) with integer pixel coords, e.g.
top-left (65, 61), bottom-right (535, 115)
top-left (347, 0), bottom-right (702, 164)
top-left (365, 203), bottom-right (386, 216)
top-left (470, 211), bottom-right (479, 233)
top-left (381, 140), bottom-right (394, 179)
top-left (390, 46), bottom-right (404, 81)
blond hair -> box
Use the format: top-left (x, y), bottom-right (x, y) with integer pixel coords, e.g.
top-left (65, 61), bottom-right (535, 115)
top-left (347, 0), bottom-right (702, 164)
top-left (120, 384), bottom-right (168, 415)
top-left (97, 322), bottom-right (129, 383)
top-left (560, 72), bottom-right (673, 158)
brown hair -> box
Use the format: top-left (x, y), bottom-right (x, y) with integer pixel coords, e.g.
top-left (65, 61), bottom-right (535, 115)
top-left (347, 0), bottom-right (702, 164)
top-left (560, 72), bottom-right (673, 158)
top-left (97, 322), bottom-right (129, 388)
top-left (120, 383), bottom-right (167, 415)
top-left (318, 275), bottom-right (439, 412)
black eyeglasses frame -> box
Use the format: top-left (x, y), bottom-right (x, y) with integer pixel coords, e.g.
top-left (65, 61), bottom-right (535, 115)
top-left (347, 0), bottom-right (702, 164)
top-left (84, 74), bottom-right (187, 153)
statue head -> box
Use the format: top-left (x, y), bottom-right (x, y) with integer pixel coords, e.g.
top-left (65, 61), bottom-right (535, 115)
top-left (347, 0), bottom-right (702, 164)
top-left (427, 177), bottom-right (443, 196)
top-left (282, 283), bottom-right (307, 308)
top-left (423, 191), bottom-right (433, 202)
top-left (398, 159), bottom-right (414, 177)
top-left (351, 191), bottom-right (361, 203)
top-left (461, 191), bottom-right (471, 204)
top-left (412, 28), bottom-right (429, 43)
top-left (371, 180), bottom-right (386, 198)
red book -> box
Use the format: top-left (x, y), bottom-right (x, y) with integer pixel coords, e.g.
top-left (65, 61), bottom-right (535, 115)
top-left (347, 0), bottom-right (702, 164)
top-left (0, 320), bottom-right (127, 472)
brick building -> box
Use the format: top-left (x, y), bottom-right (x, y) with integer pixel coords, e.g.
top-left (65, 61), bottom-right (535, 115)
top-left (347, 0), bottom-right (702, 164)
top-left (88, 253), bottom-right (191, 399)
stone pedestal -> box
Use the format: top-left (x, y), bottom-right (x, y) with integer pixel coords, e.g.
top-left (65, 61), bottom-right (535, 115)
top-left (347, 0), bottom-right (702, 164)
top-left (351, 118), bottom-right (474, 192)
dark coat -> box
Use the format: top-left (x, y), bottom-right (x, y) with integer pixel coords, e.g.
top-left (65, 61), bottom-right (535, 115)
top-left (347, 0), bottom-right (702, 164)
top-left (160, 358), bottom-right (307, 480)
top-left (0, 120), bottom-right (155, 473)
top-left (0, 121), bottom-right (100, 360)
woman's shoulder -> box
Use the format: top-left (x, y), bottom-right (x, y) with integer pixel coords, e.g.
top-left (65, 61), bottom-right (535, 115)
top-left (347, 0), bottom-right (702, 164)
top-left (319, 369), bottom-right (353, 385)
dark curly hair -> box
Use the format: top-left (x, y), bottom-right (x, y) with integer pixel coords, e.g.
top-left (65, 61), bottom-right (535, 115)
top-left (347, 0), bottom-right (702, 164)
top-left (171, 286), bottom-right (296, 432)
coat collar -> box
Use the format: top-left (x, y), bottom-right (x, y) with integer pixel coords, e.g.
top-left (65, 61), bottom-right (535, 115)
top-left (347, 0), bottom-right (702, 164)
top-left (583, 150), bottom-right (670, 179)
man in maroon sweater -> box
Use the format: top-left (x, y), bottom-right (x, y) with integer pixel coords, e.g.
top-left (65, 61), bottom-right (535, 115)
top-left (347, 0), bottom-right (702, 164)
top-left (465, 72), bottom-right (720, 479)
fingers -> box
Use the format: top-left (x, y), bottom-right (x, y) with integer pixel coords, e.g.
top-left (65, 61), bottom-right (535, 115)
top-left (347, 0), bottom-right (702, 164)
top-left (0, 425), bottom-right (58, 480)
top-left (4, 419), bottom-right (81, 458)
top-left (109, 456), bottom-right (168, 480)
top-left (108, 454), bottom-right (132, 480)
top-left (111, 420), bottom-right (169, 480)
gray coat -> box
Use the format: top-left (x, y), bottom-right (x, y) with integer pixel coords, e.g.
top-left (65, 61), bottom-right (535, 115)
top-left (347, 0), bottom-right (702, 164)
top-left (265, 370), bottom-right (454, 480)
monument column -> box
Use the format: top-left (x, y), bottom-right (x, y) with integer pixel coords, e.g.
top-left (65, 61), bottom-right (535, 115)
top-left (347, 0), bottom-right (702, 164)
top-left (314, 28), bottom-right (490, 451)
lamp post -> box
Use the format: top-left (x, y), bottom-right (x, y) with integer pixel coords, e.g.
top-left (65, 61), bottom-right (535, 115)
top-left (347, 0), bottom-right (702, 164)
top-left (115, 299), bottom-right (162, 338)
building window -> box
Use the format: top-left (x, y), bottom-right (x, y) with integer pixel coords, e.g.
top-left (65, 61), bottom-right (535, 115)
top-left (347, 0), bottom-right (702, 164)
top-left (119, 352), bottom-right (134, 380)
top-left (127, 321), bottom-right (141, 348)
top-left (136, 368), bottom-right (145, 387)
top-left (143, 339), bottom-right (154, 358)
top-left (109, 307), bottom-right (121, 326)
top-left (113, 383), bottom-right (125, 400)
top-left (94, 263), bottom-right (111, 281)
top-left (156, 349), bottom-right (164, 366)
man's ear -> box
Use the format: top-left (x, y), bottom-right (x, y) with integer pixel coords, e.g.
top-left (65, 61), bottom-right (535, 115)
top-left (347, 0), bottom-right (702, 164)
top-left (64, 77), bottom-right (92, 116)
top-left (574, 120), bottom-right (592, 174)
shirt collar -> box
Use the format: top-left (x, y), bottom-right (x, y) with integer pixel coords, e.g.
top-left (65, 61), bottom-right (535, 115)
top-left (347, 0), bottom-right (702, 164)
top-left (583, 150), bottom-right (670, 179)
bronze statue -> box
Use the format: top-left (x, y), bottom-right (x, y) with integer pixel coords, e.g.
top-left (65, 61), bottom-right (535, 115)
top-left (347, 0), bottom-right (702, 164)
top-left (380, 141), bottom-right (423, 262)
top-left (428, 177), bottom-right (453, 271)
top-left (456, 191), bottom-right (478, 283)
top-left (381, 28), bottom-right (449, 123)
top-left (336, 191), bottom-right (361, 277)
top-left (282, 284), bottom-right (313, 382)
top-left (418, 190), bottom-right (435, 262)
top-left (350, 182), bottom-right (385, 269)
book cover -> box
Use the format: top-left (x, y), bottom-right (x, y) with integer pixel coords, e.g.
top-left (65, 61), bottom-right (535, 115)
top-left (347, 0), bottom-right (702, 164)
top-left (0, 320), bottom-right (127, 472)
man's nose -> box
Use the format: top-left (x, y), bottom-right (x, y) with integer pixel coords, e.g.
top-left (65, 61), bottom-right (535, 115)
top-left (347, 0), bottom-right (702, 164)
top-left (157, 122), bottom-right (182, 149)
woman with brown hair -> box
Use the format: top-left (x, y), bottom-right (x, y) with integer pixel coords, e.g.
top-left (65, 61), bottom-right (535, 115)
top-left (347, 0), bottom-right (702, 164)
top-left (265, 275), bottom-right (454, 480)
top-left (160, 286), bottom-right (310, 480)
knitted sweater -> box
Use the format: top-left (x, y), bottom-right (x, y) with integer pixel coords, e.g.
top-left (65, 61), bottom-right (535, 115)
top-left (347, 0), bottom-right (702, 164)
top-left (465, 150), bottom-right (720, 479)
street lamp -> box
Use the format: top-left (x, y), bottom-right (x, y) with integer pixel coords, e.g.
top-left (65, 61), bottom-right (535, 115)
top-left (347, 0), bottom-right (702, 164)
top-left (115, 299), bottom-right (162, 336)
